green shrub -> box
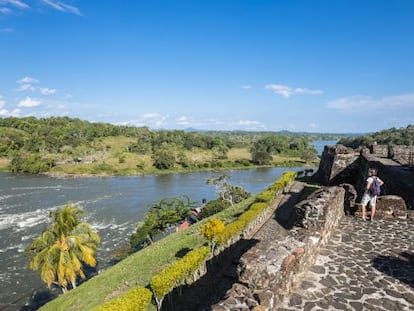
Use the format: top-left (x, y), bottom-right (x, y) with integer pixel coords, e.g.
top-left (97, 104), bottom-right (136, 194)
top-left (9, 153), bottom-right (55, 174)
top-left (248, 202), bottom-right (267, 212)
top-left (255, 190), bottom-right (274, 202)
top-left (198, 200), bottom-right (230, 219)
top-left (235, 159), bottom-right (251, 167)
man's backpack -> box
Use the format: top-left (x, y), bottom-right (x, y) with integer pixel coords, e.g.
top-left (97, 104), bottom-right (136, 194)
top-left (370, 177), bottom-right (381, 196)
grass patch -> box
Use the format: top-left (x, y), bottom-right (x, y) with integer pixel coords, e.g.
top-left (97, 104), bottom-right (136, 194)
top-left (227, 148), bottom-right (251, 161)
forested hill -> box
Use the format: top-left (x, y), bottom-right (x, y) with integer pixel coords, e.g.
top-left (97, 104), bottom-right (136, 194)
top-left (0, 116), bottom-right (343, 175)
top-left (338, 125), bottom-right (414, 148)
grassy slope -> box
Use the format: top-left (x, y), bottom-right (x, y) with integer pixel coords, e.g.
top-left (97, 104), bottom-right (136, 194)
top-left (40, 197), bottom-right (255, 311)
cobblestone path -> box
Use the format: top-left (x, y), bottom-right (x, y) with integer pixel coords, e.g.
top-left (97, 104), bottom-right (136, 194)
top-left (276, 217), bottom-right (414, 311)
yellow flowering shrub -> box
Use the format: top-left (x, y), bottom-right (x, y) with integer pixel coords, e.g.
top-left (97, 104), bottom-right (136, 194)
top-left (199, 218), bottom-right (225, 242)
top-left (150, 246), bottom-right (210, 307)
top-left (255, 190), bottom-right (274, 202)
top-left (94, 286), bottom-right (152, 311)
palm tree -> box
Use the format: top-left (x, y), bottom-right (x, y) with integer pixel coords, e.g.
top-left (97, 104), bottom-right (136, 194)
top-left (26, 205), bottom-right (100, 293)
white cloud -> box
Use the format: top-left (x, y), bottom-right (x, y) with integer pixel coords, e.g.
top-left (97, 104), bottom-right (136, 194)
top-left (17, 76), bottom-right (39, 84)
top-left (308, 122), bottom-right (318, 129)
top-left (18, 96), bottom-right (41, 107)
top-left (0, 108), bottom-right (20, 116)
top-left (294, 88), bottom-right (323, 96)
top-left (176, 115), bottom-right (190, 125)
top-left (41, 0), bottom-right (81, 15)
top-left (0, 7), bottom-right (12, 14)
top-left (15, 83), bottom-right (36, 91)
top-left (206, 118), bottom-right (224, 125)
top-left (1, 0), bottom-right (81, 15)
top-left (1, 0), bottom-right (29, 9)
top-left (242, 85), bottom-right (252, 89)
top-left (142, 113), bottom-right (160, 119)
top-left (0, 95), bottom-right (21, 117)
top-left (40, 87), bottom-right (57, 95)
top-left (326, 94), bottom-right (414, 111)
top-left (265, 84), bottom-right (323, 98)
top-left (122, 113), bottom-right (170, 128)
top-left (234, 120), bottom-right (265, 129)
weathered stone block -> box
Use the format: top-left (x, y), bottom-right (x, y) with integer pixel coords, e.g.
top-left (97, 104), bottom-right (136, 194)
top-left (376, 195), bottom-right (407, 219)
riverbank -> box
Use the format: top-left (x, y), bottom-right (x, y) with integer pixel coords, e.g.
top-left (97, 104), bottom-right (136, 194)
top-left (0, 155), bottom-right (314, 178)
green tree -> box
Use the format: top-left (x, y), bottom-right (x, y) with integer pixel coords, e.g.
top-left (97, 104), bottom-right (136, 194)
top-left (206, 174), bottom-right (251, 205)
top-left (10, 153), bottom-right (55, 174)
top-left (198, 199), bottom-right (230, 219)
top-left (251, 150), bottom-right (272, 165)
top-left (25, 205), bottom-right (100, 293)
top-left (300, 148), bottom-right (318, 163)
top-left (152, 146), bottom-right (176, 169)
top-left (130, 196), bottom-right (196, 248)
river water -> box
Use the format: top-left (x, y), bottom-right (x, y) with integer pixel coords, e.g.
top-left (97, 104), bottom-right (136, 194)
top-left (0, 140), bottom-right (335, 310)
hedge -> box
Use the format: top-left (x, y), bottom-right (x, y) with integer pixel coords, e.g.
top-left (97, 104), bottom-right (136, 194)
top-left (150, 246), bottom-right (210, 309)
top-left (93, 286), bottom-right (152, 311)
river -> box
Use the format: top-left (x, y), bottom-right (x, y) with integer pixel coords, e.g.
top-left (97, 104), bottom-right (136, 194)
top-left (0, 140), bottom-right (336, 310)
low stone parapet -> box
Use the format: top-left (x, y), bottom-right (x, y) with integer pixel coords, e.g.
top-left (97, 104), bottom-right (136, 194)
top-left (211, 186), bottom-right (345, 310)
top-left (354, 195), bottom-right (408, 219)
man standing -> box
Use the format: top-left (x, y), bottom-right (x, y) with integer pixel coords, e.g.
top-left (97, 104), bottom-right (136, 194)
top-left (361, 168), bottom-right (384, 221)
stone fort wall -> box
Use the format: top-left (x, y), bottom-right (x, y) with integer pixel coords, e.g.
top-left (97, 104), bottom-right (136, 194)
top-left (211, 186), bottom-right (346, 310)
top-left (208, 143), bottom-right (413, 310)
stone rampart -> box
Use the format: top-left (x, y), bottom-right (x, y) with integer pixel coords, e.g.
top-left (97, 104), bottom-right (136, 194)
top-left (389, 145), bottom-right (414, 166)
top-left (369, 144), bottom-right (414, 166)
top-left (211, 186), bottom-right (345, 310)
top-left (314, 144), bottom-right (414, 210)
top-left (370, 144), bottom-right (388, 157)
top-left (313, 144), bottom-right (360, 186)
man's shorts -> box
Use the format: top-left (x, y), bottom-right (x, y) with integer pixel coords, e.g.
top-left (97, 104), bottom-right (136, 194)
top-left (361, 193), bottom-right (377, 207)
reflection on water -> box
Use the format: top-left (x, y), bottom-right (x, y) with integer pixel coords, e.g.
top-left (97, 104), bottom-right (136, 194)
top-left (0, 166), bottom-right (309, 310)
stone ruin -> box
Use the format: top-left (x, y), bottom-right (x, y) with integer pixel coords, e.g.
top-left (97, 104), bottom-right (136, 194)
top-left (209, 143), bottom-right (413, 310)
top-left (313, 143), bottom-right (413, 218)
top-left (211, 187), bottom-right (346, 311)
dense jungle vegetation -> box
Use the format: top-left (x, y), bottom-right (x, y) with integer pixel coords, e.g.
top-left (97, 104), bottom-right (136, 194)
top-left (0, 116), bottom-right (342, 175)
top-left (339, 124), bottom-right (414, 148)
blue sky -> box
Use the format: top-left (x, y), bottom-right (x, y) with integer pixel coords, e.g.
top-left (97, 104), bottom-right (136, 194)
top-left (1, 0), bottom-right (413, 133)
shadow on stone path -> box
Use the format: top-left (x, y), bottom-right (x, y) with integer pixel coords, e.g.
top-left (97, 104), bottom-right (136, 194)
top-left (276, 217), bottom-right (414, 311)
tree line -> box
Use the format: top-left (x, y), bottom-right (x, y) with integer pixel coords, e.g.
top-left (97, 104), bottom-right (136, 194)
top-left (0, 116), bottom-right (327, 174)
top-left (339, 125), bottom-right (414, 148)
